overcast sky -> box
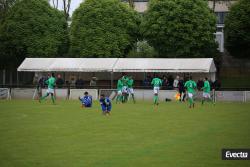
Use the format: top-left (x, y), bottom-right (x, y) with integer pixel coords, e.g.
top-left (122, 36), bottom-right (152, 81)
top-left (49, 0), bottom-right (84, 16)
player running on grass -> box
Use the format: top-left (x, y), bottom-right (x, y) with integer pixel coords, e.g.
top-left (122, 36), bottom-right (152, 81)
top-left (151, 75), bottom-right (162, 105)
top-left (99, 94), bottom-right (112, 116)
top-left (184, 76), bottom-right (197, 108)
top-left (201, 77), bottom-right (213, 105)
top-left (127, 76), bottom-right (135, 103)
top-left (116, 78), bottom-right (123, 103)
top-left (39, 73), bottom-right (56, 104)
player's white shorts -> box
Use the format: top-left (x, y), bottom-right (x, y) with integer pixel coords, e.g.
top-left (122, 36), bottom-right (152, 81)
top-left (203, 92), bottom-right (211, 98)
top-left (128, 88), bottom-right (134, 94)
top-left (153, 87), bottom-right (160, 94)
top-left (188, 93), bottom-right (193, 98)
top-left (46, 88), bottom-right (54, 94)
top-left (117, 90), bottom-right (122, 95)
top-left (122, 86), bottom-right (128, 93)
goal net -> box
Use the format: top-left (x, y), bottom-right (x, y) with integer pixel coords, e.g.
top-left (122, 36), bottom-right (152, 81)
top-left (99, 89), bottom-right (118, 100)
top-left (0, 88), bottom-right (11, 100)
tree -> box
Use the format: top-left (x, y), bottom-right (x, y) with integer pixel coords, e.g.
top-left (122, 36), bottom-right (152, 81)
top-left (50, 0), bottom-right (71, 21)
top-left (62, 0), bottom-right (71, 21)
top-left (128, 0), bottom-right (134, 8)
top-left (0, 0), bottom-right (69, 69)
top-left (70, 0), bottom-right (140, 58)
top-left (141, 0), bottom-right (218, 58)
top-left (0, 0), bottom-right (17, 23)
top-left (51, 0), bottom-right (59, 9)
top-left (225, 0), bottom-right (250, 58)
top-left (127, 41), bottom-right (157, 58)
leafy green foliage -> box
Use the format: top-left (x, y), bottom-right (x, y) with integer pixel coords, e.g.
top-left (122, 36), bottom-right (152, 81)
top-left (127, 41), bottom-right (156, 58)
top-left (225, 0), bottom-right (250, 58)
top-left (69, 0), bottom-right (140, 57)
top-left (0, 0), bottom-right (69, 68)
top-left (0, 0), bottom-right (17, 23)
top-left (141, 0), bottom-right (218, 58)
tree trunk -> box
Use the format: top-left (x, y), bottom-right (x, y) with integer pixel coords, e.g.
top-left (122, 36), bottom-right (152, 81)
top-left (128, 0), bottom-right (134, 9)
top-left (63, 0), bottom-right (71, 21)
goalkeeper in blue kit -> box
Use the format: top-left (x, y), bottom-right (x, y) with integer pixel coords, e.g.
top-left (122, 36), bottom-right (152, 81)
top-left (79, 91), bottom-right (92, 108)
top-left (99, 94), bottom-right (112, 116)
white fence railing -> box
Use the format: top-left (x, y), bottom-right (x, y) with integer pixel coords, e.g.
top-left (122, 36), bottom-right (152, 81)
top-left (0, 88), bottom-right (11, 100)
top-left (215, 91), bottom-right (245, 102)
top-left (2, 88), bottom-right (250, 102)
top-left (246, 91), bottom-right (250, 102)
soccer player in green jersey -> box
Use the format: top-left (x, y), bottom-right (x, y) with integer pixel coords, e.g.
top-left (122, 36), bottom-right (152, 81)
top-left (121, 74), bottom-right (129, 103)
top-left (116, 78), bottom-right (123, 103)
top-left (151, 75), bottom-right (162, 105)
top-left (39, 73), bottom-right (56, 104)
top-left (184, 76), bottom-right (197, 108)
top-left (127, 76), bottom-right (135, 103)
top-left (201, 77), bottom-right (213, 105)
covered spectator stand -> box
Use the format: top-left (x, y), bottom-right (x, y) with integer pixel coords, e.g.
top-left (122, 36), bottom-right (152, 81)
top-left (17, 58), bottom-right (217, 88)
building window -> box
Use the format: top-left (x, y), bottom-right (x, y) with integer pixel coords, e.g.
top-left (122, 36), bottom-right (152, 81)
top-left (215, 12), bottom-right (228, 24)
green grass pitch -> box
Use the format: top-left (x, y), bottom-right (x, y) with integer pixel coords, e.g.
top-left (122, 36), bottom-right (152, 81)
top-left (0, 100), bottom-right (250, 167)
